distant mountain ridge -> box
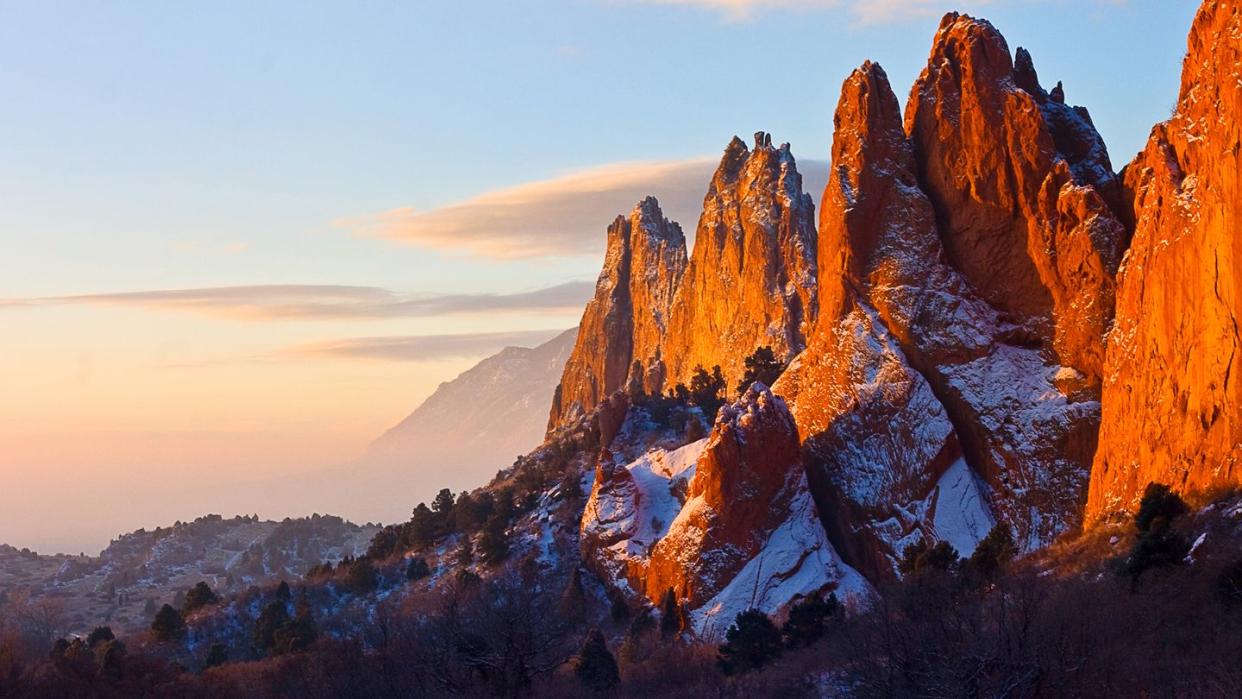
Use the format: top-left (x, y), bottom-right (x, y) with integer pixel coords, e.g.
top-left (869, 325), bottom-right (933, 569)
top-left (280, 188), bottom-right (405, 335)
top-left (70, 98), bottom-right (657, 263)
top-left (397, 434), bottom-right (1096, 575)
top-left (369, 327), bottom-right (577, 464)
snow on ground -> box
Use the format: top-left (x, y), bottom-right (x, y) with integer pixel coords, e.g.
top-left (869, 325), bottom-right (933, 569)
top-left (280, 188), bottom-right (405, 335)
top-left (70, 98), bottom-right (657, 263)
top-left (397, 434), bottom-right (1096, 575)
top-left (930, 457), bottom-right (995, 556)
top-left (691, 481), bottom-right (870, 641)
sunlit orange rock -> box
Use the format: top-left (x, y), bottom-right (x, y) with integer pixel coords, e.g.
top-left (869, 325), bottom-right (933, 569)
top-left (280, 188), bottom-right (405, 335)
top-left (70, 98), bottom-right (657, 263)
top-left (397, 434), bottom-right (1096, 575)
top-left (779, 62), bottom-right (995, 577)
top-left (905, 13), bottom-right (1125, 388)
top-left (662, 133), bottom-right (818, 391)
top-left (1087, 0), bottom-right (1242, 521)
top-left (548, 197), bottom-right (686, 430)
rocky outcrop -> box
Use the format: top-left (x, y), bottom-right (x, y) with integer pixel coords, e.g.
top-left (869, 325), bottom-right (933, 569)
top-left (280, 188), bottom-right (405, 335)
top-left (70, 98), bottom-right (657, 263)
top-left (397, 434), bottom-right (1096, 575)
top-left (905, 13), bottom-right (1125, 388)
top-left (780, 63), bottom-right (999, 576)
top-left (1087, 1), bottom-right (1242, 521)
top-left (580, 385), bottom-right (866, 636)
top-left (662, 133), bottom-right (818, 391)
top-left (548, 198), bottom-right (687, 430)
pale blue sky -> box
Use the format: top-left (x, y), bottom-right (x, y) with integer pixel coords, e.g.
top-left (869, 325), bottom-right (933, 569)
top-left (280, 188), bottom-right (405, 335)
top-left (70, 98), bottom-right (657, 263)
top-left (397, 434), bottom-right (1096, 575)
top-left (0, 0), bottom-right (1203, 552)
top-left (1, 0), bottom-right (1195, 295)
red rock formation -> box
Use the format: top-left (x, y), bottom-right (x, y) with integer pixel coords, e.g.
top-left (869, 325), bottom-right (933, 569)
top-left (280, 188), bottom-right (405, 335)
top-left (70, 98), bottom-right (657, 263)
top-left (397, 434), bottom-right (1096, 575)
top-left (662, 133), bottom-right (818, 390)
top-left (905, 13), bottom-right (1125, 387)
top-left (1087, 0), bottom-right (1242, 521)
top-left (580, 386), bottom-right (866, 634)
top-left (780, 63), bottom-right (997, 576)
top-left (548, 197), bottom-right (686, 430)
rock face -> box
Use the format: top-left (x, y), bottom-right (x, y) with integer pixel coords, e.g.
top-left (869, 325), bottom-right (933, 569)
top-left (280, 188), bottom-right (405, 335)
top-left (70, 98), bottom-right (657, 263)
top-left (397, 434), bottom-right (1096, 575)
top-left (779, 62), bottom-right (999, 577)
top-left (906, 13), bottom-right (1126, 388)
top-left (1087, 1), bottom-right (1242, 521)
top-left (780, 24), bottom-right (1120, 572)
top-left (548, 198), bottom-right (687, 429)
top-left (663, 133), bottom-right (818, 390)
top-left (579, 385), bottom-right (866, 636)
top-left (566, 2), bottom-right (1238, 603)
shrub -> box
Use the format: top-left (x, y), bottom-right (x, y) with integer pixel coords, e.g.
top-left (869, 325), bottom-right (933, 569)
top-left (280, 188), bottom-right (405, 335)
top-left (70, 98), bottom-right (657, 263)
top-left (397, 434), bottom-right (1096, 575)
top-left (86, 625), bottom-right (115, 649)
top-left (575, 628), bottom-right (620, 692)
top-left (204, 643), bottom-right (228, 668)
top-left (151, 604), bottom-right (185, 642)
top-left (736, 346), bottom-right (785, 395)
top-left (344, 558), bottom-right (378, 594)
top-left (658, 588), bottom-right (685, 639)
top-left (1121, 482), bottom-right (1190, 585)
top-left (183, 581), bottom-right (220, 613)
top-left (781, 593), bottom-right (840, 648)
top-left (1135, 483), bottom-right (1188, 533)
top-left (254, 601), bottom-right (290, 652)
top-left (899, 539), bottom-right (960, 576)
top-left (967, 522), bottom-right (1017, 579)
top-left (717, 609), bottom-right (783, 675)
top-left (405, 557), bottom-right (431, 581)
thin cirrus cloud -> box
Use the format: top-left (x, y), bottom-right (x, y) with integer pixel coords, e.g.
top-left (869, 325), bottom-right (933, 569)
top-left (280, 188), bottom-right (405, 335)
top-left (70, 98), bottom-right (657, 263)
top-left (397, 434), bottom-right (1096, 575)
top-left (337, 155), bottom-right (829, 260)
top-left (276, 329), bottom-right (571, 363)
top-left (7, 282), bottom-right (595, 322)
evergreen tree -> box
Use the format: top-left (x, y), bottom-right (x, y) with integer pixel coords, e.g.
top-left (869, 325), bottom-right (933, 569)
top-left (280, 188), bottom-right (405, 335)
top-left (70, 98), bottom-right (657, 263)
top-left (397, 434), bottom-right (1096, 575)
top-left (453, 492), bottom-right (490, 533)
top-left (559, 568), bottom-right (588, 624)
top-left (967, 522), bottom-right (1018, 579)
top-left (899, 539), bottom-right (960, 576)
top-left (1122, 482), bottom-right (1190, 585)
top-left (273, 592), bottom-right (318, 654)
top-left (658, 588), bottom-right (684, 639)
top-left (94, 639), bottom-right (126, 680)
top-left (736, 346), bottom-right (785, 394)
top-left (478, 518), bottom-right (510, 566)
top-left (687, 364), bottom-right (727, 417)
top-left (150, 604), bottom-right (185, 642)
top-left (345, 557), bottom-right (378, 594)
top-left (204, 643), bottom-right (228, 668)
top-left (254, 600), bottom-right (291, 652)
top-left (365, 527), bottom-right (400, 560)
top-left (183, 581), bottom-right (220, 613)
top-left (405, 557), bottom-right (431, 581)
top-left (717, 609), bottom-right (783, 675)
top-left (574, 628), bottom-right (621, 692)
top-left (781, 593), bottom-right (841, 648)
top-left (409, 503), bottom-right (438, 548)
top-left (86, 625), bottom-right (115, 649)
top-left (275, 580), bottom-right (292, 602)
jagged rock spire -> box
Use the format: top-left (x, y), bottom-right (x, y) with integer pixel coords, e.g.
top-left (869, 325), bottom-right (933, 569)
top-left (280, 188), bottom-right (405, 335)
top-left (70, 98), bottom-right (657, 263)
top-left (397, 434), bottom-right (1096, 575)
top-left (547, 197), bottom-right (686, 430)
top-left (661, 132), bottom-right (818, 391)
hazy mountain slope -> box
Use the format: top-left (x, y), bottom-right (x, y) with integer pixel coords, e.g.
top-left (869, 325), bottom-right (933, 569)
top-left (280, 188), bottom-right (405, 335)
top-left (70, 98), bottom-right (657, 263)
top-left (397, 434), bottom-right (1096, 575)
top-left (368, 327), bottom-right (575, 465)
top-left (347, 328), bottom-right (576, 520)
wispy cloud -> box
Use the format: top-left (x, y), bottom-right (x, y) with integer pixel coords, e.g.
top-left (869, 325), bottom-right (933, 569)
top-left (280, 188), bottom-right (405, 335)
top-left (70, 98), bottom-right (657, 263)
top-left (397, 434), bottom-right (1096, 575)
top-left (5, 282), bottom-right (594, 322)
top-left (337, 156), bottom-right (829, 259)
top-left (337, 159), bottom-right (716, 259)
top-left (277, 329), bottom-right (570, 362)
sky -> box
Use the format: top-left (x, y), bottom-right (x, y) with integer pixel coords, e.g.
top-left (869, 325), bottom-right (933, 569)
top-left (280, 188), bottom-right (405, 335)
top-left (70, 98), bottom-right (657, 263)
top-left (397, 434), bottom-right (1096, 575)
top-left (0, 0), bottom-right (1198, 553)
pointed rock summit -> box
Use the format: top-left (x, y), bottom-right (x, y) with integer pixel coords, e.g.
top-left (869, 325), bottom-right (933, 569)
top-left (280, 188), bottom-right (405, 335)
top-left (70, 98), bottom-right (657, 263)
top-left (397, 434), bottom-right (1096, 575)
top-left (906, 13), bottom-right (1125, 387)
top-left (662, 132), bottom-right (818, 390)
top-left (1087, 0), bottom-right (1242, 521)
top-left (548, 197), bottom-right (687, 430)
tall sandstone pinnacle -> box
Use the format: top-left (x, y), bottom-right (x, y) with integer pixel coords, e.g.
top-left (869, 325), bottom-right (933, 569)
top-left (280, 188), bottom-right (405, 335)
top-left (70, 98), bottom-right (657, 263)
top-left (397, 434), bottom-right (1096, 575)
top-left (662, 132), bottom-right (818, 390)
top-left (780, 14), bottom-right (1126, 571)
top-left (905, 12), bottom-right (1126, 388)
top-left (548, 197), bottom-right (686, 429)
top-left (1087, 0), bottom-right (1242, 521)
